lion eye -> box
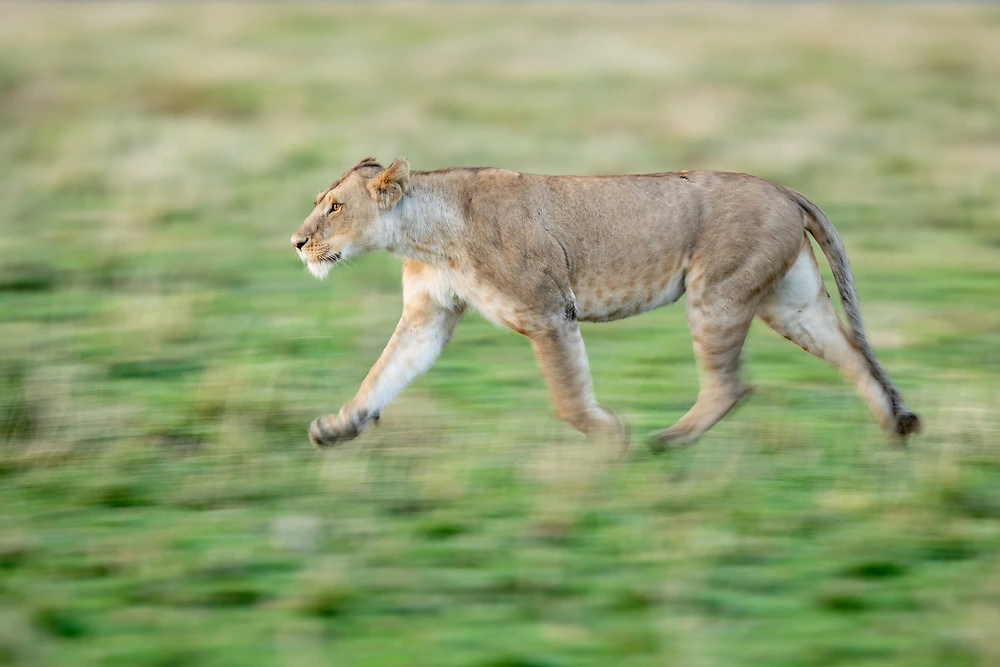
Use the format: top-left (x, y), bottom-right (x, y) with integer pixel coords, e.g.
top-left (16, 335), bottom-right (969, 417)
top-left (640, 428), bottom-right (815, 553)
top-left (330, 202), bottom-right (342, 213)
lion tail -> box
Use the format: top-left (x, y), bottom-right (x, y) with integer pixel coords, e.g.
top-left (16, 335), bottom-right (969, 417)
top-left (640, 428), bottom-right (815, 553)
top-left (788, 188), bottom-right (921, 437)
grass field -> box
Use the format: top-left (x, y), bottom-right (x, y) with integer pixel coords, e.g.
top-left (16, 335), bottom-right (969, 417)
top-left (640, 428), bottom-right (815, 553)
top-left (2, 3), bottom-right (1000, 665)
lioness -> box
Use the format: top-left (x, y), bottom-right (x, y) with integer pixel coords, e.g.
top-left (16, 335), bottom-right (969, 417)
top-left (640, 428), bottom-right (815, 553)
top-left (291, 157), bottom-right (920, 448)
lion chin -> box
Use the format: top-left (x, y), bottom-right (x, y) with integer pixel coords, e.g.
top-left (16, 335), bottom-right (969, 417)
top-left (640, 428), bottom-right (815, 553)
top-left (306, 260), bottom-right (334, 280)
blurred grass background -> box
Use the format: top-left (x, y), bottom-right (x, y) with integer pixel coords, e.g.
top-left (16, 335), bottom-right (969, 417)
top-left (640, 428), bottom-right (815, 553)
top-left (1, 3), bottom-right (999, 665)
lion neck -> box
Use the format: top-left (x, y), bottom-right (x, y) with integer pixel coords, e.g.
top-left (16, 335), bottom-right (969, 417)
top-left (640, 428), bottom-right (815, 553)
top-left (384, 173), bottom-right (465, 266)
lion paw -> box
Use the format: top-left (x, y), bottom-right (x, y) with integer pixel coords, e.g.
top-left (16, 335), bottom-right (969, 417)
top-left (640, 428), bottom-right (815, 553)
top-left (308, 408), bottom-right (372, 448)
top-left (646, 427), bottom-right (698, 453)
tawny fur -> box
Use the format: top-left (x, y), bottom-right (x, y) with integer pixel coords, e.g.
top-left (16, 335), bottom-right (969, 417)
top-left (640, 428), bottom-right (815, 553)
top-left (292, 157), bottom-right (920, 449)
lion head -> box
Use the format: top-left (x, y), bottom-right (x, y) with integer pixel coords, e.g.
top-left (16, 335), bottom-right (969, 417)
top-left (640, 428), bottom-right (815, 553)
top-left (291, 157), bottom-right (410, 279)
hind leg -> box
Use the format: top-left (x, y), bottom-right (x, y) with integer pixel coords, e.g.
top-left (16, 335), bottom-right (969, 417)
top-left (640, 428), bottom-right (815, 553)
top-left (651, 296), bottom-right (755, 448)
top-left (756, 240), bottom-right (897, 430)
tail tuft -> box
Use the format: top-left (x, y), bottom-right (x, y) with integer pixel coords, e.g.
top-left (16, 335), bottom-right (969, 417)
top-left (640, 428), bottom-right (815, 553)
top-left (894, 410), bottom-right (922, 437)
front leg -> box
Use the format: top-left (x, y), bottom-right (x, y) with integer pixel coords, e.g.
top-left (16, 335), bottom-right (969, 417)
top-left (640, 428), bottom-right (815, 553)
top-left (529, 317), bottom-right (623, 442)
top-left (310, 292), bottom-right (464, 448)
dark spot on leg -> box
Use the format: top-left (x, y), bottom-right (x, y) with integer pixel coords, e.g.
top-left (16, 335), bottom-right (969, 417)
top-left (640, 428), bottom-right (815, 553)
top-left (564, 301), bottom-right (577, 321)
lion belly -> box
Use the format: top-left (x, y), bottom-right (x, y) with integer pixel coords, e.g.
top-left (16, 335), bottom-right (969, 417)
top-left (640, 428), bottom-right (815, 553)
top-left (574, 267), bottom-right (686, 323)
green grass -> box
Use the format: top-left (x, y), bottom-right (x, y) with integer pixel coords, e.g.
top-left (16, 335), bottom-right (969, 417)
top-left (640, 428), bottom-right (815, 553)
top-left (2, 3), bottom-right (1000, 665)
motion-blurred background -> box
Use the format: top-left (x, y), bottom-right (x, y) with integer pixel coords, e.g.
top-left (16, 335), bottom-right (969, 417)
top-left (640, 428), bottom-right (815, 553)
top-left (2, 3), bottom-right (998, 665)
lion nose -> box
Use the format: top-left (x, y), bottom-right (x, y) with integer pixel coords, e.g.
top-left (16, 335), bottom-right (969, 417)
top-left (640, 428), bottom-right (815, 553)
top-left (292, 236), bottom-right (309, 250)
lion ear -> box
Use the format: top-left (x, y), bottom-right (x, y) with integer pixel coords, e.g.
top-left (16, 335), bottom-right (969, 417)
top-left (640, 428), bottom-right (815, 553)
top-left (366, 157), bottom-right (410, 209)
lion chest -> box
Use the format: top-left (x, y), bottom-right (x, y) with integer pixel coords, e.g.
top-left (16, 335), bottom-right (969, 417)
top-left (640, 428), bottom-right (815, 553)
top-left (411, 264), bottom-right (535, 334)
